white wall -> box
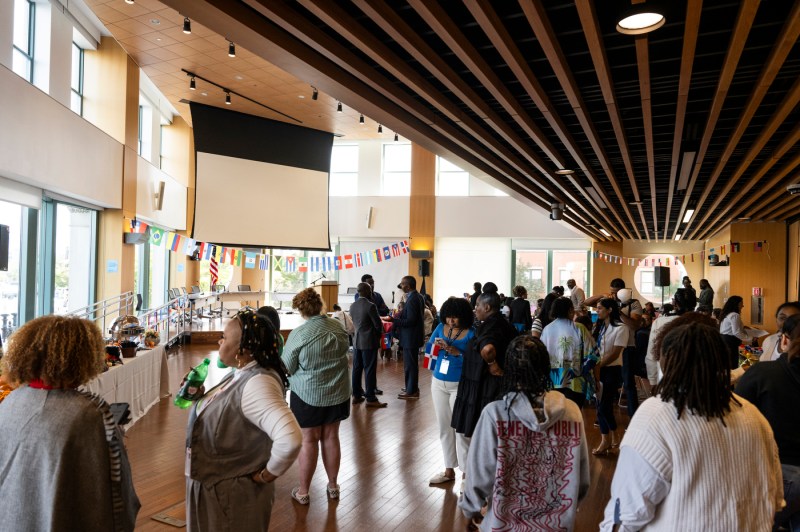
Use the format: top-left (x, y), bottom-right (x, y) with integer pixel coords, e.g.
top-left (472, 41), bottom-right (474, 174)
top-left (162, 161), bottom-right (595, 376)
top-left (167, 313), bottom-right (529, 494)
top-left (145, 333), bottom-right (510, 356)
top-left (135, 157), bottom-right (187, 230)
top-left (0, 1), bottom-right (12, 70)
top-left (0, 64), bottom-right (123, 208)
top-left (434, 238), bottom-right (512, 306)
top-left (329, 196), bottom-right (409, 238)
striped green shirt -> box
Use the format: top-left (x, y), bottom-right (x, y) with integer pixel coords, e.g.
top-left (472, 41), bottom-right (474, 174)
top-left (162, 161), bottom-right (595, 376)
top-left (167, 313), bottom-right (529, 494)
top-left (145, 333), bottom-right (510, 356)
top-left (281, 315), bottom-right (351, 407)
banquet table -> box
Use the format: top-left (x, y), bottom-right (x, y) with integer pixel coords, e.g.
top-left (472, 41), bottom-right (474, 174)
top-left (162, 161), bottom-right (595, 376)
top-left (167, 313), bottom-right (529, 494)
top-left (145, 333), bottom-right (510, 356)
top-left (81, 344), bottom-right (170, 426)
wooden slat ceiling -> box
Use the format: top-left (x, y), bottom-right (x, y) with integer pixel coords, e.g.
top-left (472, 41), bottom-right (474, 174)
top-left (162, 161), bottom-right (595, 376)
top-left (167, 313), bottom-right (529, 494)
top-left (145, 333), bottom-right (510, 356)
top-left (85, 0), bottom-right (800, 241)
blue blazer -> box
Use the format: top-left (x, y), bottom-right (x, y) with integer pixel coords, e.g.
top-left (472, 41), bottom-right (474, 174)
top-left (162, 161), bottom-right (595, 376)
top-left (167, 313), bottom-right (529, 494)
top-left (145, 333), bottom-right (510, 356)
top-left (393, 290), bottom-right (425, 350)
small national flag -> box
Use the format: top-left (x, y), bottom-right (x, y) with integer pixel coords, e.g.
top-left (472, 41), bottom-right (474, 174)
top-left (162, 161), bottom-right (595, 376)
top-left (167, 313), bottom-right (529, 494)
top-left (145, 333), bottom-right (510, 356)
top-left (298, 257), bottom-right (308, 272)
top-left (245, 252), bottom-right (256, 269)
top-left (344, 255), bottom-right (353, 269)
top-left (691, 254), bottom-right (694, 262)
top-left (234, 250), bottom-right (242, 267)
top-left (754, 241), bottom-right (763, 252)
top-left (321, 256), bottom-right (331, 271)
top-left (310, 256), bottom-right (319, 272)
top-left (399, 240), bottom-right (408, 254)
top-left (210, 250), bottom-right (219, 287)
top-left (721, 244), bottom-right (726, 255)
top-left (183, 237), bottom-right (196, 256)
top-left (285, 256), bottom-right (297, 272)
top-left (732, 242), bottom-right (740, 253)
top-left (128, 219), bottom-right (147, 233)
top-left (198, 242), bottom-right (209, 260)
top-left (666, 257), bottom-right (670, 266)
top-left (213, 246), bottom-right (222, 262)
top-left (168, 232), bottom-right (182, 252)
top-left (423, 342), bottom-right (440, 370)
top-left (383, 246), bottom-right (391, 260)
top-left (658, 258), bottom-right (662, 265)
top-left (391, 244), bottom-right (400, 257)
top-left (149, 227), bottom-right (165, 247)
top-left (355, 253), bottom-right (363, 268)
top-left (374, 249), bottom-right (382, 263)
top-left (334, 256), bottom-right (342, 270)
top-left (259, 254), bottom-right (268, 270)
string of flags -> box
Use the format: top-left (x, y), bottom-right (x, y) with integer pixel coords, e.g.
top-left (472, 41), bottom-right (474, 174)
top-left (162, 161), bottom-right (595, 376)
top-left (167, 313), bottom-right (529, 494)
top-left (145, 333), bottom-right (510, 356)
top-left (593, 239), bottom-right (770, 267)
top-left (124, 218), bottom-right (410, 271)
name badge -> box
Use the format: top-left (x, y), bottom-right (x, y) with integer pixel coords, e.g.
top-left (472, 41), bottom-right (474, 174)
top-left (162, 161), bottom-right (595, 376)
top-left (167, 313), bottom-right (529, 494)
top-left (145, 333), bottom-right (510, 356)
top-left (439, 359), bottom-right (450, 375)
top-left (185, 448), bottom-right (191, 477)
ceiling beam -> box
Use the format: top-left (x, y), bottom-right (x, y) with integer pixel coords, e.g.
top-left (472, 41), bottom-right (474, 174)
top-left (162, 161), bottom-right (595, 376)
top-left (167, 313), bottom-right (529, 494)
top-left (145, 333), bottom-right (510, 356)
top-left (664, 0), bottom-right (702, 240)
top-left (695, 125), bottom-right (800, 239)
top-left (765, 195), bottom-right (800, 221)
top-left (574, 0), bottom-right (650, 240)
top-left (521, 0), bottom-right (639, 240)
top-left (685, 5), bottom-right (800, 238)
top-left (671, 0), bottom-right (761, 239)
top-left (634, 35), bottom-right (659, 238)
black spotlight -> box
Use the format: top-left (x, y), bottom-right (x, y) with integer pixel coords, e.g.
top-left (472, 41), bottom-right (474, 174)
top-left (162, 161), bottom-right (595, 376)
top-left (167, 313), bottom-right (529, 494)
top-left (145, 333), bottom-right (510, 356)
top-left (228, 41), bottom-right (236, 57)
top-left (311, 87), bottom-right (318, 100)
top-left (189, 76), bottom-right (196, 90)
top-left (183, 17), bottom-right (191, 34)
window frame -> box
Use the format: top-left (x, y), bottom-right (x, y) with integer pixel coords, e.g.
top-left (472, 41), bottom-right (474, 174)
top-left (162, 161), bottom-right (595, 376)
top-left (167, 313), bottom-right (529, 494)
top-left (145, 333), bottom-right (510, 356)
top-left (70, 42), bottom-right (84, 116)
top-left (381, 142), bottom-right (412, 196)
top-left (329, 144), bottom-right (359, 197)
top-left (12, 0), bottom-right (35, 83)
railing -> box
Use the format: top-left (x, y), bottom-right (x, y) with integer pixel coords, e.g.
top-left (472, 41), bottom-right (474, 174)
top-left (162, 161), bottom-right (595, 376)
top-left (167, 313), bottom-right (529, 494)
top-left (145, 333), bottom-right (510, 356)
top-left (66, 291), bottom-right (135, 336)
top-left (137, 297), bottom-right (187, 347)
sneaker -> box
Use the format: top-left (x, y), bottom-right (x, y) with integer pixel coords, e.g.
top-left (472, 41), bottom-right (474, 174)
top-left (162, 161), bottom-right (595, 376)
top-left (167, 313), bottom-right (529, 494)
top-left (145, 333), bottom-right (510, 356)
top-left (372, 388), bottom-right (383, 395)
top-left (429, 472), bottom-right (455, 484)
top-left (352, 396), bottom-right (365, 405)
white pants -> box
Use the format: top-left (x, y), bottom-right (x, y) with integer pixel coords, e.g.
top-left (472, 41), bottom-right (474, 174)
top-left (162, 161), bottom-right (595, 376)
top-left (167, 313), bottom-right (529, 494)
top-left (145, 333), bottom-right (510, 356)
top-left (431, 377), bottom-right (470, 471)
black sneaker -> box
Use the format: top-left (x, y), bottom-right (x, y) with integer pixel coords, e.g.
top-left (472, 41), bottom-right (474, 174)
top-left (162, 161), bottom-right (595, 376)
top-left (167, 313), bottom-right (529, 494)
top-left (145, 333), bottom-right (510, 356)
top-left (372, 389), bottom-right (383, 395)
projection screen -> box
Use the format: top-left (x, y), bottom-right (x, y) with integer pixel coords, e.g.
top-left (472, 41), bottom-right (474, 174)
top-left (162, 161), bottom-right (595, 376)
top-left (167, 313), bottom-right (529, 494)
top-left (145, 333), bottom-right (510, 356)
top-left (190, 102), bottom-right (332, 250)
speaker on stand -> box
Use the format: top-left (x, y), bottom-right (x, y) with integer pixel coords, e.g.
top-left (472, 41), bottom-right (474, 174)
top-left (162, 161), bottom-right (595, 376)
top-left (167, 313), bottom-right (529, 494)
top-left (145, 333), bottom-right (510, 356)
top-left (654, 266), bottom-right (671, 306)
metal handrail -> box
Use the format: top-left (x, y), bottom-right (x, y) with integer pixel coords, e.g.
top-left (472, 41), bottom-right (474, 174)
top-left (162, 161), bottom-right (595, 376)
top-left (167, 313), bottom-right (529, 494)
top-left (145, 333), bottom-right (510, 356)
top-left (66, 291), bottom-right (135, 335)
top-left (136, 296), bottom-right (187, 347)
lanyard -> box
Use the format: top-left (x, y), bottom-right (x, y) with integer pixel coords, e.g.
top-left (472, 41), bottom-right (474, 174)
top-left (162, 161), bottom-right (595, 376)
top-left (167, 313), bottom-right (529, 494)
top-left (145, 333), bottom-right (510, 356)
top-left (445, 326), bottom-right (462, 345)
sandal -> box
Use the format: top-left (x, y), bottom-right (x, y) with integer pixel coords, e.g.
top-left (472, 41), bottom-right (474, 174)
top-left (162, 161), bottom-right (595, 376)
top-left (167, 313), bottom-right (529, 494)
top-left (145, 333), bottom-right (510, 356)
top-left (429, 472), bottom-right (456, 484)
top-left (326, 483), bottom-right (340, 500)
top-left (291, 487), bottom-right (309, 505)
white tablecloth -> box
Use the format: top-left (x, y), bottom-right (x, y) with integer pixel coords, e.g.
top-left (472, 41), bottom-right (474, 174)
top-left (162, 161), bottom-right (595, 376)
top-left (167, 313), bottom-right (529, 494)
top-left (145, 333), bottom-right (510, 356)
top-left (81, 344), bottom-right (170, 426)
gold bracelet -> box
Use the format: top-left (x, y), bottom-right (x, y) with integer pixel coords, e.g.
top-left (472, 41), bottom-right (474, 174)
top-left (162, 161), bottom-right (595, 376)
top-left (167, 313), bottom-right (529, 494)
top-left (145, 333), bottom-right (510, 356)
top-left (488, 360), bottom-right (496, 366)
top-left (259, 468), bottom-right (268, 482)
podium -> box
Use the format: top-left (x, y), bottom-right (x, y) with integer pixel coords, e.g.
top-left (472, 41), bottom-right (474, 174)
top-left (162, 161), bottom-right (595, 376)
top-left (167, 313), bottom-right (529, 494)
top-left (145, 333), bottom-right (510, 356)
top-left (313, 281), bottom-right (339, 309)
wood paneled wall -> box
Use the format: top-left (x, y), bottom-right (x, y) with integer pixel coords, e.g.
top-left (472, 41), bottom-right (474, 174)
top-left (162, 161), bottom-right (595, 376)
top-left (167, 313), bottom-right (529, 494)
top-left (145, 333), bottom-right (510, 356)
top-left (590, 241), bottom-right (622, 296)
top-left (409, 144), bottom-right (435, 295)
top-left (729, 222), bottom-right (788, 331)
top-left (789, 221), bottom-right (799, 301)
top-left (703, 225), bottom-right (732, 308)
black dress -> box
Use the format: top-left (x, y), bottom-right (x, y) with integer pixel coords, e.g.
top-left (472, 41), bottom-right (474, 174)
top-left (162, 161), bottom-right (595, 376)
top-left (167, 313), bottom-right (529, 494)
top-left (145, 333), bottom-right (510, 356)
top-left (451, 312), bottom-right (518, 437)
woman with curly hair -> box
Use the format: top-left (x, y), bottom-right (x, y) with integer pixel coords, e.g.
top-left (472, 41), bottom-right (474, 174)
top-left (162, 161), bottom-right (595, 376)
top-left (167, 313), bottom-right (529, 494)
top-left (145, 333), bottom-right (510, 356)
top-left (601, 316), bottom-right (783, 531)
top-left (460, 335), bottom-right (589, 531)
top-left (185, 309), bottom-right (301, 531)
top-left (0, 315), bottom-right (140, 531)
top-left (281, 288), bottom-right (351, 505)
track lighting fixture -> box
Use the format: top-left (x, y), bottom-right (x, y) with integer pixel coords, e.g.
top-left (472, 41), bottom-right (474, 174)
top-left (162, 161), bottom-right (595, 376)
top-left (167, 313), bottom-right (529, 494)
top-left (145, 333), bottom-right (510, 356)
top-left (311, 87), bottom-right (318, 100)
top-left (189, 76), bottom-right (196, 90)
top-left (337, 101), bottom-right (342, 113)
top-left (228, 41), bottom-right (236, 58)
top-left (359, 114), bottom-right (365, 124)
top-left (225, 91), bottom-right (231, 105)
top-left (183, 17), bottom-right (191, 34)
top-left (378, 124), bottom-right (383, 133)
top-left (394, 132), bottom-right (399, 142)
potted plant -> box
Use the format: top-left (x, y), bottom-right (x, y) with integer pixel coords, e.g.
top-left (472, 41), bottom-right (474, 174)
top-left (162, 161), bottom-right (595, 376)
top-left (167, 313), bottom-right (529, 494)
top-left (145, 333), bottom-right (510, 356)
top-left (144, 329), bottom-right (160, 348)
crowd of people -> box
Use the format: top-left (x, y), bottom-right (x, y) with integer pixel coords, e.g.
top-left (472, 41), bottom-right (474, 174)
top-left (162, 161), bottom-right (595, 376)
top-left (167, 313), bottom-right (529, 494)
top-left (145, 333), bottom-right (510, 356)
top-left (0, 272), bottom-right (797, 531)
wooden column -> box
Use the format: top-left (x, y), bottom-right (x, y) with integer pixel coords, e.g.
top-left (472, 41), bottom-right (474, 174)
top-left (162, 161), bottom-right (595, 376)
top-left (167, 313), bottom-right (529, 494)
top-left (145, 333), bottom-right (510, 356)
top-left (409, 144), bottom-right (435, 295)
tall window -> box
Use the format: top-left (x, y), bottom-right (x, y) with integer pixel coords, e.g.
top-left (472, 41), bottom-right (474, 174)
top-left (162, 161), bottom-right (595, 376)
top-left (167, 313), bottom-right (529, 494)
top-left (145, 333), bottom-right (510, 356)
top-left (12, 0), bottom-right (35, 82)
top-left (51, 203), bottom-right (97, 314)
top-left (514, 249), bottom-right (590, 302)
top-left (330, 144), bottom-right (358, 196)
top-left (515, 251), bottom-right (548, 301)
top-left (70, 43), bottom-right (84, 115)
top-left (436, 157), bottom-right (469, 196)
top-left (382, 143), bottom-right (411, 196)
top-left (0, 202), bottom-right (22, 339)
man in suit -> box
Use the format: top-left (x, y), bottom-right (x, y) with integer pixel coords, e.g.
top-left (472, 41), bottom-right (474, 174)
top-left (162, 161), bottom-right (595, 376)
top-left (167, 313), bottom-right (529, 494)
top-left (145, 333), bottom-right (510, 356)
top-left (394, 275), bottom-right (425, 399)
top-left (350, 282), bottom-right (387, 408)
top-left (354, 274), bottom-right (390, 316)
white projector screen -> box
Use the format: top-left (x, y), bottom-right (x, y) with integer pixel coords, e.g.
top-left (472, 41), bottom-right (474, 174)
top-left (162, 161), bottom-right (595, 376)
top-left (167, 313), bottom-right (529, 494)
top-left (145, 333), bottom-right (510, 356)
top-left (190, 103), bottom-right (332, 250)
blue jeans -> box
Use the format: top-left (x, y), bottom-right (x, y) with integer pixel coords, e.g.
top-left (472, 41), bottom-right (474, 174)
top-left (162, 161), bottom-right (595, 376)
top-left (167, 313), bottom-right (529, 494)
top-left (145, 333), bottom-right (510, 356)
top-left (403, 345), bottom-right (419, 394)
top-left (622, 346), bottom-right (641, 417)
top-left (776, 463), bottom-right (800, 531)
top-left (352, 348), bottom-right (378, 401)
top-left (598, 366), bottom-right (622, 434)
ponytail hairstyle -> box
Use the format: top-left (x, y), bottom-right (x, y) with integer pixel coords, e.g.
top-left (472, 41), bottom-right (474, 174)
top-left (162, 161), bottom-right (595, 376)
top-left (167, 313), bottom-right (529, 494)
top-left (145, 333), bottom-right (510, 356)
top-left (593, 298), bottom-right (621, 340)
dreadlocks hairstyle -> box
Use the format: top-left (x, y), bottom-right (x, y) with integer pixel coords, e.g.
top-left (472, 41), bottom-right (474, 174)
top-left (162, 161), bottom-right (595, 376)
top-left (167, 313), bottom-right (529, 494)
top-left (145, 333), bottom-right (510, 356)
top-left (501, 335), bottom-right (551, 406)
top-left (235, 309), bottom-right (288, 386)
top-left (593, 298), bottom-right (621, 340)
top-left (654, 319), bottom-right (739, 423)
top-left (781, 313), bottom-right (800, 362)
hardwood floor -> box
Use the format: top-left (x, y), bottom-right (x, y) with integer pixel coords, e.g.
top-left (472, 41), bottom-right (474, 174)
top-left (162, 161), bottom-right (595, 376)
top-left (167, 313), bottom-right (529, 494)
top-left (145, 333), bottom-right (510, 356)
top-left (125, 343), bottom-right (629, 531)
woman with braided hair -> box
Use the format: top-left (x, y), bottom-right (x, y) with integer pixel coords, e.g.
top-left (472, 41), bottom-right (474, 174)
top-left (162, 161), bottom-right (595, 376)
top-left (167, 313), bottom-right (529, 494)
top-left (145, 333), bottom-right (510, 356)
top-left (0, 315), bottom-right (140, 531)
top-left (460, 336), bottom-right (589, 531)
top-left (185, 309), bottom-right (301, 531)
top-left (601, 315), bottom-right (783, 531)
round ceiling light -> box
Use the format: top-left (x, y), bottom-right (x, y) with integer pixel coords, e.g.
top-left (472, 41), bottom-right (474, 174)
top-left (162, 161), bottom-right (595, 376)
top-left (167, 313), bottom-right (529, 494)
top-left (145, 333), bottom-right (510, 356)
top-left (616, 11), bottom-right (665, 35)
top-left (555, 169), bottom-right (575, 175)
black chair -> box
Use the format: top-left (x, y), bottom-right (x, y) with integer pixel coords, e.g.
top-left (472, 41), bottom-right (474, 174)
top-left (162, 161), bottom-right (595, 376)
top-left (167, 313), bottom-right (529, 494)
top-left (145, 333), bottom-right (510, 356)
top-left (237, 284), bottom-right (251, 291)
top-left (135, 294), bottom-right (143, 312)
top-left (191, 285), bottom-right (201, 294)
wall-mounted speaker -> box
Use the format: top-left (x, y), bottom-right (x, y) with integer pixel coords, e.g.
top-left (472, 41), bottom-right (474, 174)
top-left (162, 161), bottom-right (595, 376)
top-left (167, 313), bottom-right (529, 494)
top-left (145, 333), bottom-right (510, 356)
top-left (654, 266), bottom-right (670, 287)
top-left (366, 206), bottom-right (374, 229)
top-left (153, 181), bottom-right (165, 211)
top-left (0, 224), bottom-right (9, 272)
top-left (410, 249), bottom-right (431, 259)
top-left (418, 259), bottom-right (430, 277)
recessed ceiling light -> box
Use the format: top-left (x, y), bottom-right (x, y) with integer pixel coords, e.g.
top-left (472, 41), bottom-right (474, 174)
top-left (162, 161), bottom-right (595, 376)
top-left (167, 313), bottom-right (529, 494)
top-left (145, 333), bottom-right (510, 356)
top-left (298, 95), bottom-right (305, 99)
top-left (150, 19), bottom-right (160, 25)
top-left (682, 209), bottom-right (695, 224)
top-left (738, 216), bottom-right (751, 221)
top-left (156, 38), bottom-right (162, 41)
top-left (200, 91), bottom-right (207, 96)
top-left (599, 228), bottom-right (611, 237)
top-left (629, 200), bottom-right (643, 205)
top-left (555, 169), bottom-right (575, 175)
top-left (234, 75), bottom-right (243, 80)
top-left (675, 233), bottom-right (682, 241)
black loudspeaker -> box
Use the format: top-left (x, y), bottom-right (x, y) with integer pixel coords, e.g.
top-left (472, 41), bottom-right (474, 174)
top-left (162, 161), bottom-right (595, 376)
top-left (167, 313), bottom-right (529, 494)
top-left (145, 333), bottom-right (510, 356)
top-left (418, 259), bottom-right (430, 277)
top-left (654, 266), bottom-right (670, 287)
top-left (0, 224), bottom-right (9, 272)
top-left (410, 250), bottom-right (432, 259)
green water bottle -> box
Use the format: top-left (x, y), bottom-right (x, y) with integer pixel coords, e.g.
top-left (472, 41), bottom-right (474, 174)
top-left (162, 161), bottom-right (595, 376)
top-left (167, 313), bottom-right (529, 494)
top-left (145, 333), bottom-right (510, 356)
top-left (174, 358), bottom-right (211, 409)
